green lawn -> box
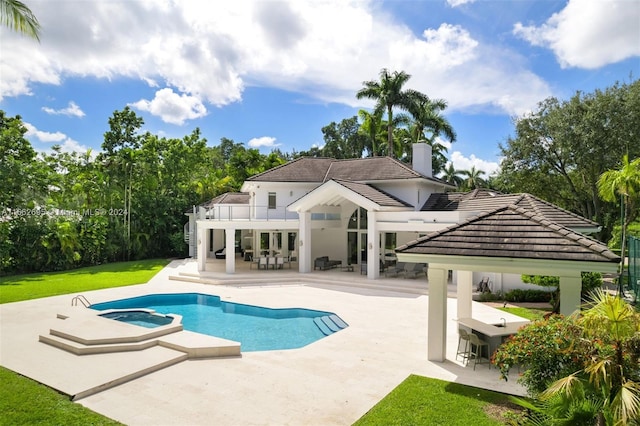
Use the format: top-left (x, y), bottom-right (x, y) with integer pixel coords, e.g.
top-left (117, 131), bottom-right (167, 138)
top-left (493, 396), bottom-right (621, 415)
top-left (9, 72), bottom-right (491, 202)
top-left (0, 366), bottom-right (123, 426)
top-left (0, 259), bottom-right (170, 304)
top-left (354, 374), bottom-right (520, 425)
top-left (498, 306), bottom-right (550, 321)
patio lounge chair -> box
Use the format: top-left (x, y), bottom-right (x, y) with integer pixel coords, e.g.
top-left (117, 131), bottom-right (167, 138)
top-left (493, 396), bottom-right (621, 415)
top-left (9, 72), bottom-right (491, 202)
top-left (384, 261), bottom-right (406, 277)
top-left (404, 262), bottom-right (426, 279)
top-left (215, 247), bottom-right (226, 259)
top-left (314, 256), bottom-right (341, 270)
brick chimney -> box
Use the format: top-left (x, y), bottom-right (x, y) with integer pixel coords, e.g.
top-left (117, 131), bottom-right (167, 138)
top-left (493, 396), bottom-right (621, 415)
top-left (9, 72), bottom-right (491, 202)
top-left (412, 143), bottom-right (432, 178)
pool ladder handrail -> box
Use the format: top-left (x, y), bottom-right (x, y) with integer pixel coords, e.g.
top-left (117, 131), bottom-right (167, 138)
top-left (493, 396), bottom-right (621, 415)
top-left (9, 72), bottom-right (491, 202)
top-left (71, 295), bottom-right (91, 307)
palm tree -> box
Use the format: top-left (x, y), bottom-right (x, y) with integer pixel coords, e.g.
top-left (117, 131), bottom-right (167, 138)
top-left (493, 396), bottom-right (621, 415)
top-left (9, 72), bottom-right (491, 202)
top-left (597, 155), bottom-right (640, 283)
top-left (441, 163), bottom-right (464, 188)
top-left (408, 97), bottom-right (456, 145)
top-left (356, 68), bottom-right (427, 158)
top-left (534, 290), bottom-right (640, 426)
top-left (461, 166), bottom-right (486, 190)
top-left (1, 0), bottom-right (40, 40)
top-left (357, 109), bottom-right (385, 157)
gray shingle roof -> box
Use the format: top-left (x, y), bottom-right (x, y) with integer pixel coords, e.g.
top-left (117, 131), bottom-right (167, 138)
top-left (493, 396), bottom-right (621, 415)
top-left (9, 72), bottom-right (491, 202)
top-left (422, 191), bottom-right (598, 230)
top-left (202, 192), bottom-right (250, 207)
top-left (397, 205), bottom-right (619, 263)
top-left (333, 179), bottom-right (412, 208)
top-left (246, 156), bottom-right (452, 186)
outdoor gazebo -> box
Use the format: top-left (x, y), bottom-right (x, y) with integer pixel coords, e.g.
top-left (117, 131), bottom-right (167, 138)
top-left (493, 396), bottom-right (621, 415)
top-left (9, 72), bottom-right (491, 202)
top-left (396, 204), bottom-right (620, 362)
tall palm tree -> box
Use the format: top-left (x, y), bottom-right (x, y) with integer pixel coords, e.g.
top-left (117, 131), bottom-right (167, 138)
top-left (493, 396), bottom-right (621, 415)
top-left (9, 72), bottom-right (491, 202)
top-left (408, 97), bottom-right (456, 145)
top-left (406, 97), bottom-right (456, 174)
top-left (356, 68), bottom-right (427, 158)
top-left (597, 155), bottom-right (640, 282)
top-left (1, 0), bottom-right (40, 40)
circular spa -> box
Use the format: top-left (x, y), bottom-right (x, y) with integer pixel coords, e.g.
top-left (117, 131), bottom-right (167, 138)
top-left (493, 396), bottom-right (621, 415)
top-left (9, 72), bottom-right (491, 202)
top-left (90, 293), bottom-right (348, 351)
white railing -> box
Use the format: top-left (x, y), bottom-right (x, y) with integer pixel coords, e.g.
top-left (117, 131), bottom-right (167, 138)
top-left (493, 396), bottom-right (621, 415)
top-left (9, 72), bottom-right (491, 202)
top-left (198, 205), bottom-right (300, 221)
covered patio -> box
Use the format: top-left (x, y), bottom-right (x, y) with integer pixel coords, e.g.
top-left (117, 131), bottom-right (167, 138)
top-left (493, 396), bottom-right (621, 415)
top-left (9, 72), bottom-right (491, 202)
top-left (396, 205), bottom-right (620, 362)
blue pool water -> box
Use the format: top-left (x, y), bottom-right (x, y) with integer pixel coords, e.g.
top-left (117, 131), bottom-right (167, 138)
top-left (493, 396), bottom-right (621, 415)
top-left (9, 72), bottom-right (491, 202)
top-left (99, 311), bottom-right (174, 328)
top-left (91, 293), bottom-right (346, 351)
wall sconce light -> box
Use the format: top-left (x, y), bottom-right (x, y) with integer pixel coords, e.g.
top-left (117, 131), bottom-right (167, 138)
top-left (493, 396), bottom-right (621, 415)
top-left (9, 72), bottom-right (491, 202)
top-left (300, 240), bottom-right (303, 246)
top-left (368, 242), bottom-right (373, 249)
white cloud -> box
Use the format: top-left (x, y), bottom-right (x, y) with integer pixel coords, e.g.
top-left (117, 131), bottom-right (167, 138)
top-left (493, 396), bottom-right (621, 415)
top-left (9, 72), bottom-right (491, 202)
top-left (0, 0), bottom-right (556, 117)
top-left (248, 136), bottom-right (279, 149)
top-left (42, 101), bottom-right (85, 117)
top-left (513, 0), bottom-right (640, 69)
top-left (449, 151), bottom-right (500, 176)
top-left (24, 122), bottom-right (90, 153)
top-left (446, 0), bottom-right (475, 7)
top-left (130, 88), bottom-right (207, 125)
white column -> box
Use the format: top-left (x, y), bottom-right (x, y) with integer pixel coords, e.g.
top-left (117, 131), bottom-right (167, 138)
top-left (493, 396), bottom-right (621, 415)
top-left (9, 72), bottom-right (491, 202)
top-left (456, 270), bottom-right (473, 320)
top-left (225, 228), bottom-right (235, 274)
top-left (559, 274), bottom-right (582, 316)
top-left (299, 212), bottom-right (312, 273)
top-left (427, 267), bottom-right (448, 362)
top-left (197, 226), bottom-right (207, 272)
top-left (367, 211), bottom-right (379, 279)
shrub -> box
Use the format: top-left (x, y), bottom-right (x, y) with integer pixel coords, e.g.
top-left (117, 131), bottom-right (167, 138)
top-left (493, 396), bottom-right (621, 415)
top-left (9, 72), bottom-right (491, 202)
top-left (493, 315), bottom-right (586, 395)
top-left (504, 289), bottom-right (552, 303)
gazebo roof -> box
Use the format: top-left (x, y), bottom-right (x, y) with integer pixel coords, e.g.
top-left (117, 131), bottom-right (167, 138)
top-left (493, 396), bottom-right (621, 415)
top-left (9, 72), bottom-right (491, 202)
top-left (396, 204), bottom-right (619, 264)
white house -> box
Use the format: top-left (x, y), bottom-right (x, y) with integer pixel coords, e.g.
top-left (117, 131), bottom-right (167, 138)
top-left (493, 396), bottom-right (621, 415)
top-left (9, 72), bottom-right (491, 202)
top-left (184, 143), bottom-right (610, 292)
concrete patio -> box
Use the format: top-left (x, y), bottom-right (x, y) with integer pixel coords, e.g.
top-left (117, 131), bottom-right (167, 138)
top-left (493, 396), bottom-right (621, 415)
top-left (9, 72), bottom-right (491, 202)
top-left (0, 259), bottom-right (528, 425)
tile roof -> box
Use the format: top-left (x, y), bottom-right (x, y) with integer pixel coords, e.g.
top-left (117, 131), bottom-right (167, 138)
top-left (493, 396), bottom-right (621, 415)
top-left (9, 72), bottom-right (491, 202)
top-left (421, 191), bottom-right (599, 230)
top-left (397, 205), bottom-right (619, 263)
top-left (202, 192), bottom-right (250, 207)
top-left (333, 179), bottom-right (412, 208)
top-left (246, 156), bottom-right (452, 186)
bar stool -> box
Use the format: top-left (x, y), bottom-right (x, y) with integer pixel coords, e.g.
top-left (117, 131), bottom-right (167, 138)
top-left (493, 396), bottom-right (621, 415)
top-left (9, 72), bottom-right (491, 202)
top-left (456, 328), bottom-right (471, 363)
top-left (468, 333), bottom-right (490, 370)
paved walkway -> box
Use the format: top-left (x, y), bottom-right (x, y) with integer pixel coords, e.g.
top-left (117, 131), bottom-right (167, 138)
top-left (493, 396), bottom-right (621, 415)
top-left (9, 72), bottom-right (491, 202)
top-left (0, 259), bottom-right (527, 426)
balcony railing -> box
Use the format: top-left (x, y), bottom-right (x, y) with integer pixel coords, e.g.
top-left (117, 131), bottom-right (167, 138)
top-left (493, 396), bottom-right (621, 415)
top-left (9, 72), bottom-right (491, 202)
top-left (198, 205), bottom-right (299, 221)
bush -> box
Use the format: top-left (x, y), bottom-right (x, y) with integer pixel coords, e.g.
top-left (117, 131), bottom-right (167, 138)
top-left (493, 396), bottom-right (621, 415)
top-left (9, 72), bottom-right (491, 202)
top-left (493, 315), bottom-right (586, 395)
top-left (504, 289), bottom-right (553, 303)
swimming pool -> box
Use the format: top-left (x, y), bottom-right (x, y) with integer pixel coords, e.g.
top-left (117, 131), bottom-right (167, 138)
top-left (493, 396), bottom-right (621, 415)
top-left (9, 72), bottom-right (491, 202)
top-left (90, 293), bottom-right (348, 351)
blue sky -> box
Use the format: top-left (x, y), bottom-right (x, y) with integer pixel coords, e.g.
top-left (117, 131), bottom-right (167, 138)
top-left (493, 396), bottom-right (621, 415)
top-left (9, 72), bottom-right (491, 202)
top-left (1, 0), bottom-right (638, 176)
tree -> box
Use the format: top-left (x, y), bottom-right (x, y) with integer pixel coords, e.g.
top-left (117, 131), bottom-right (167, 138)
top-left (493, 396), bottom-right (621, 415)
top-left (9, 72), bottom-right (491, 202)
top-left (496, 80), bottom-right (640, 242)
top-left (598, 155), bottom-right (640, 282)
top-left (0, 0), bottom-right (40, 40)
top-left (495, 290), bottom-right (640, 425)
top-left (460, 166), bottom-right (486, 190)
top-left (356, 68), bottom-right (427, 158)
top-left (0, 111), bottom-right (48, 209)
top-left (357, 109), bottom-right (385, 157)
top-left (320, 116), bottom-right (367, 159)
top-left (440, 163), bottom-right (464, 187)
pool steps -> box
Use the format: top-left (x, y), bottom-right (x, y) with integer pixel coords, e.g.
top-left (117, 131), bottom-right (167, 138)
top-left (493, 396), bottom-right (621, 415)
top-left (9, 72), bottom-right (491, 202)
top-left (38, 308), bottom-right (242, 399)
top-left (313, 315), bottom-right (348, 336)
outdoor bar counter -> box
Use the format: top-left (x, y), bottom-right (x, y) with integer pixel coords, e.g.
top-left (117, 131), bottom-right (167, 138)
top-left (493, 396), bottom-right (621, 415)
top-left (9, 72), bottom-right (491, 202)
top-left (457, 317), bottom-right (530, 356)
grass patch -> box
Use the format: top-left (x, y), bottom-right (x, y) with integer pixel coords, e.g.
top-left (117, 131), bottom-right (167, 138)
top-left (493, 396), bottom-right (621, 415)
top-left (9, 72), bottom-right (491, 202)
top-left (0, 366), bottom-right (123, 425)
top-left (498, 306), bottom-right (550, 321)
top-left (0, 259), bottom-right (170, 304)
top-left (353, 375), bottom-right (521, 426)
